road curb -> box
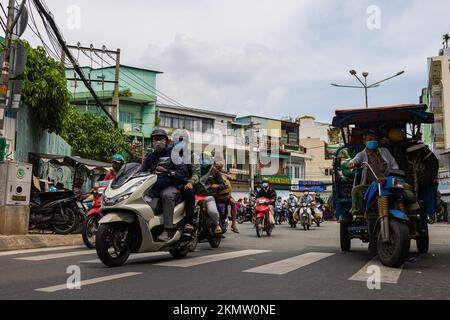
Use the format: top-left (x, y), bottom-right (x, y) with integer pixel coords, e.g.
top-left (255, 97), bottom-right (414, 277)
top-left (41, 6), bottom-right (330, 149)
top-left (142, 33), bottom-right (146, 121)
top-left (0, 234), bottom-right (83, 252)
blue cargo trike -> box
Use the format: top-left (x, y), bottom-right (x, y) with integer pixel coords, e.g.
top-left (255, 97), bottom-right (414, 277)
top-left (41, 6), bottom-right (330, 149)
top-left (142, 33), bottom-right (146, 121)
top-left (332, 104), bottom-right (439, 267)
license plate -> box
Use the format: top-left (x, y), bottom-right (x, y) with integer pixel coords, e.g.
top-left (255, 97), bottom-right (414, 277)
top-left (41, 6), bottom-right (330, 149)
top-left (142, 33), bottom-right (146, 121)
top-left (12, 195), bottom-right (26, 202)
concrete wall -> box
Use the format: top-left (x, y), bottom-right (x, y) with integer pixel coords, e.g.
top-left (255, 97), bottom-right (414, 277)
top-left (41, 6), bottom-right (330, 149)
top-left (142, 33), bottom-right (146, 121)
top-left (15, 103), bottom-right (72, 163)
top-left (298, 117), bottom-right (330, 143)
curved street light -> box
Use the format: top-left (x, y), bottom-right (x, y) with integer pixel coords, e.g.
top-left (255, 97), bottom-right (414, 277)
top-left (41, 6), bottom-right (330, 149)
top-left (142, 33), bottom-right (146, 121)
top-left (331, 70), bottom-right (405, 108)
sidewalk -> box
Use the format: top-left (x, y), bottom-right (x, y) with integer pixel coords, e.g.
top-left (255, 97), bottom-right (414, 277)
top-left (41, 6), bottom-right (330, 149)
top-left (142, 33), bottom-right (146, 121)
top-left (0, 232), bottom-right (83, 252)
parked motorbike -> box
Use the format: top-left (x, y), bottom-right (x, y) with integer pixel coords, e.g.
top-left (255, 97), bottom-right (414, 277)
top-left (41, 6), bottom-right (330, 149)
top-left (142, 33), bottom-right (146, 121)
top-left (95, 162), bottom-right (196, 267)
top-left (29, 191), bottom-right (86, 234)
top-left (82, 181), bottom-right (110, 249)
top-left (299, 202), bottom-right (312, 231)
top-left (254, 197), bottom-right (275, 237)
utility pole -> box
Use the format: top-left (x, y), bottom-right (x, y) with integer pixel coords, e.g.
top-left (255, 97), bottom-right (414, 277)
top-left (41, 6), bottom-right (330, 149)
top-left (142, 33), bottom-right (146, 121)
top-left (0, 0), bottom-right (16, 135)
top-left (112, 48), bottom-right (120, 122)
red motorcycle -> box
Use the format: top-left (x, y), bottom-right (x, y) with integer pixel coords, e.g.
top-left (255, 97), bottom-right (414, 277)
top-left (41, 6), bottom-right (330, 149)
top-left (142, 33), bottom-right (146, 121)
top-left (254, 197), bottom-right (275, 238)
top-left (82, 181), bottom-right (110, 249)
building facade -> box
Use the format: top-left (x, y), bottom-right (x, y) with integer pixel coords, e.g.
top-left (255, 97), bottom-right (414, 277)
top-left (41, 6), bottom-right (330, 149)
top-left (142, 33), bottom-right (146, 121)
top-left (424, 45), bottom-right (450, 200)
top-left (66, 64), bottom-right (162, 143)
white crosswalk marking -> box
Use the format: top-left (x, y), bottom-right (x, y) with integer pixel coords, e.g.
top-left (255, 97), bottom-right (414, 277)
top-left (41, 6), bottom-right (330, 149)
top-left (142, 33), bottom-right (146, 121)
top-left (348, 258), bottom-right (403, 284)
top-left (81, 252), bottom-right (170, 264)
top-left (15, 250), bottom-right (96, 261)
top-left (35, 272), bottom-right (142, 293)
top-left (155, 250), bottom-right (270, 268)
top-left (0, 245), bottom-right (85, 257)
top-left (243, 252), bottom-right (335, 275)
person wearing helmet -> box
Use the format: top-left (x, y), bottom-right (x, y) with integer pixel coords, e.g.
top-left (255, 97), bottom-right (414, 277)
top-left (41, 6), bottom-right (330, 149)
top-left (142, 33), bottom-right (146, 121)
top-left (142, 128), bottom-right (190, 242)
top-left (256, 178), bottom-right (277, 201)
top-left (104, 154), bottom-right (125, 181)
top-left (172, 129), bottom-right (201, 231)
top-left (255, 178), bottom-right (277, 221)
top-left (214, 158), bottom-right (240, 233)
top-left (196, 151), bottom-right (227, 234)
top-left (288, 192), bottom-right (298, 207)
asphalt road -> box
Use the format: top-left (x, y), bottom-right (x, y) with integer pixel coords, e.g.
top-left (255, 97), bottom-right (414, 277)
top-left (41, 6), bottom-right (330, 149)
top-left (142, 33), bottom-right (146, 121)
top-left (1, 221), bottom-right (449, 300)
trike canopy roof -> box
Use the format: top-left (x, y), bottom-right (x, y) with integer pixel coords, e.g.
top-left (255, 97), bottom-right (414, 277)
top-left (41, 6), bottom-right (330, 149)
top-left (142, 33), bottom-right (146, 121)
top-left (332, 104), bottom-right (434, 128)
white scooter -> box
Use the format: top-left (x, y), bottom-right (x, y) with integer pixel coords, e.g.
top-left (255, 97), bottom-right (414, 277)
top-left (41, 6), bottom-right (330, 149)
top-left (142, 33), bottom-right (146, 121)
top-left (95, 162), bottom-right (195, 267)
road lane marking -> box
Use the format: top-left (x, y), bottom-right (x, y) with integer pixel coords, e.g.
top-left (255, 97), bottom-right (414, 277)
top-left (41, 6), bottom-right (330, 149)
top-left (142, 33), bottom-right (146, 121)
top-left (35, 272), bottom-right (142, 293)
top-left (348, 258), bottom-right (403, 284)
top-left (243, 252), bottom-right (335, 275)
top-left (81, 252), bottom-right (170, 264)
top-left (15, 250), bottom-right (96, 261)
top-left (0, 245), bottom-right (85, 257)
top-left (155, 250), bottom-right (270, 268)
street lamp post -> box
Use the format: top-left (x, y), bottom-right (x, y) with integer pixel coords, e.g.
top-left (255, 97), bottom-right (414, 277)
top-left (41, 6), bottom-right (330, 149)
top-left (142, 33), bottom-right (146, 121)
top-left (331, 70), bottom-right (405, 108)
top-left (134, 127), bottom-right (145, 164)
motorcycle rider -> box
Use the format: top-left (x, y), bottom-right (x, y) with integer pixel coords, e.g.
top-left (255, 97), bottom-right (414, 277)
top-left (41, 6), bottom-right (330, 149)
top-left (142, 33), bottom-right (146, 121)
top-left (345, 132), bottom-right (420, 224)
top-left (104, 154), bottom-right (125, 181)
top-left (214, 159), bottom-right (240, 233)
top-left (196, 151), bottom-right (227, 234)
top-left (255, 178), bottom-right (277, 221)
top-left (299, 189), bottom-right (315, 223)
top-left (275, 196), bottom-right (284, 224)
top-left (172, 129), bottom-right (200, 231)
top-left (141, 128), bottom-right (190, 242)
top-left (287, 193), bottom-right (298, 221)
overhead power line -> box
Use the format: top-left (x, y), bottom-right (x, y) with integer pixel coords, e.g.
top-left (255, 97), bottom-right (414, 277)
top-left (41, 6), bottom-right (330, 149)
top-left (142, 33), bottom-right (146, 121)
top-left (32, 0), bottom-right (117, 126)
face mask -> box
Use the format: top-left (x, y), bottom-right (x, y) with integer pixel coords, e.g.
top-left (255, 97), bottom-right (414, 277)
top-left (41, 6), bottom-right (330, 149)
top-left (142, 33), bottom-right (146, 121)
top-left (202, 159), bottom-right (211, 167)
top-left (366, 140), bottom-right (379, 150)
top-left (153, 141), bottom-right (166, 152)
top-left (262, 183), bottom-right (269, 189)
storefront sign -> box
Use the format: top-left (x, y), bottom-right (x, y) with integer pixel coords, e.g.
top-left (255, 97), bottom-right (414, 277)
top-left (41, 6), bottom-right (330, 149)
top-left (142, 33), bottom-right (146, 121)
top-left (261, 175), bottom-right (291, 185)
top-left (298, 180), bottom-right (326, 192)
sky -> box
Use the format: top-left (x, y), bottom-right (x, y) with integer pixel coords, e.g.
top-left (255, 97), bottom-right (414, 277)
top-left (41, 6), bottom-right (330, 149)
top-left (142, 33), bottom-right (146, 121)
top-left (20, 0), bottom-right (450, 123)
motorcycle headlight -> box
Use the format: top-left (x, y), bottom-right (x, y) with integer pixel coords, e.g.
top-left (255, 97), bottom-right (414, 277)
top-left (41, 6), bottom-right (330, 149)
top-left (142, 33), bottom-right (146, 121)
top-left (102, 180), bottom-right (144, 206)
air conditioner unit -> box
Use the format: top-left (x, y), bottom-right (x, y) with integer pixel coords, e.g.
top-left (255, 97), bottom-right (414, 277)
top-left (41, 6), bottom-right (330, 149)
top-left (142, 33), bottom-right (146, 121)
top-left (0, 161), bottom-right (32, 206)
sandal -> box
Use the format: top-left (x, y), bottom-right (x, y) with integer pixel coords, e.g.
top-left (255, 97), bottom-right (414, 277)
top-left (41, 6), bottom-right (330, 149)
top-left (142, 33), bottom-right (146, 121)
top-left (231, 224), bottom-right (240, 234)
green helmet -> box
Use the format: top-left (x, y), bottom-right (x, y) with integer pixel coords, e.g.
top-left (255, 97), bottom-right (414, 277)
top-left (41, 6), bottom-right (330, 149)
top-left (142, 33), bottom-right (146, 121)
top-left (112, 154), bottom-right (125, 163)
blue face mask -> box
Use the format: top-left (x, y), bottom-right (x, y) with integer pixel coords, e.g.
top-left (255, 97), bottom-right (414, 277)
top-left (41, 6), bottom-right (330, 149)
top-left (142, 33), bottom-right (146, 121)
top-left (366, 140), bottom-right (379, 150)
top-left (202, 159), bottom-right (211, 167)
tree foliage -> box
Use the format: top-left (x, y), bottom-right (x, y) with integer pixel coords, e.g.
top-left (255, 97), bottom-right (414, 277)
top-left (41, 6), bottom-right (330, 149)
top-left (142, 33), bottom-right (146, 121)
top-left (61, 105), bottom-right (130, 162)
top-left (18, 41), bottom-right (71, 134)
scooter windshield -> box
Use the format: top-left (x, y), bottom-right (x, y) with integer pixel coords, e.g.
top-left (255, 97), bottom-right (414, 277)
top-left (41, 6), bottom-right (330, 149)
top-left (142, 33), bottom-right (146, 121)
top-left (111, 163), bottom-right (141, 189)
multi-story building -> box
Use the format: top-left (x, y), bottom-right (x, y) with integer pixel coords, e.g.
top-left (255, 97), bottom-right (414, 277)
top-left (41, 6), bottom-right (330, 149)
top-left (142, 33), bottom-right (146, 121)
top-left (156, 104), bottom-right (251, 195)
top-left (424, 43), bottom-right (450, 199)
top-left (236, 115), bottom-right (309, 198)
top-left (297, 116), bottom-right (339, 198)
top-left (66, 64), bottom-right (162, 145)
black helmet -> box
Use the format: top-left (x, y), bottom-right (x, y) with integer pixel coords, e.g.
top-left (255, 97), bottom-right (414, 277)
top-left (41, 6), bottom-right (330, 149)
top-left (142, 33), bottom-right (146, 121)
top-left (151, 128), bottom-right (168, 140)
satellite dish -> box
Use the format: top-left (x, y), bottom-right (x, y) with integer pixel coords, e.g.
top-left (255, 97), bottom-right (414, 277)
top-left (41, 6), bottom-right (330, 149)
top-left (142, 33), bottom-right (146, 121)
top-left (12, 5), bottom-right (29, 39)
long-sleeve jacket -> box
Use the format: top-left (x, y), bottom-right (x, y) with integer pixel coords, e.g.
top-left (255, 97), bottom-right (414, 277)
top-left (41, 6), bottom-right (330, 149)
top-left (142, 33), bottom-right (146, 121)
top-left (351, 147), bottom-right (399, 186)
top-left (141, 147), bottom-right (189, 193)
top-left (256, 187), bottom-right (277, 201)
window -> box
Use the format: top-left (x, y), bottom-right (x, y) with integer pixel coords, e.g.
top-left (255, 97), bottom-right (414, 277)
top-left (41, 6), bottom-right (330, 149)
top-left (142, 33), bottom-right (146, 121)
top-left (324, 168), bottom-right (333, 176)
top-left (202, 119), bottom-right (214, 132)
top-left (295, 167), bottom-right (300, 179)
top-left (119, 112), bottom-right (134, 124)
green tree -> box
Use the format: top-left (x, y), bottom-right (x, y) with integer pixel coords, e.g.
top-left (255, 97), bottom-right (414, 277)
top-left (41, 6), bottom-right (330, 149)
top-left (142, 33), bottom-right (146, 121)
top-left (18, 41), bottom-right (71, 134)
top-left (61, 105), bottom-right (130, 162)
